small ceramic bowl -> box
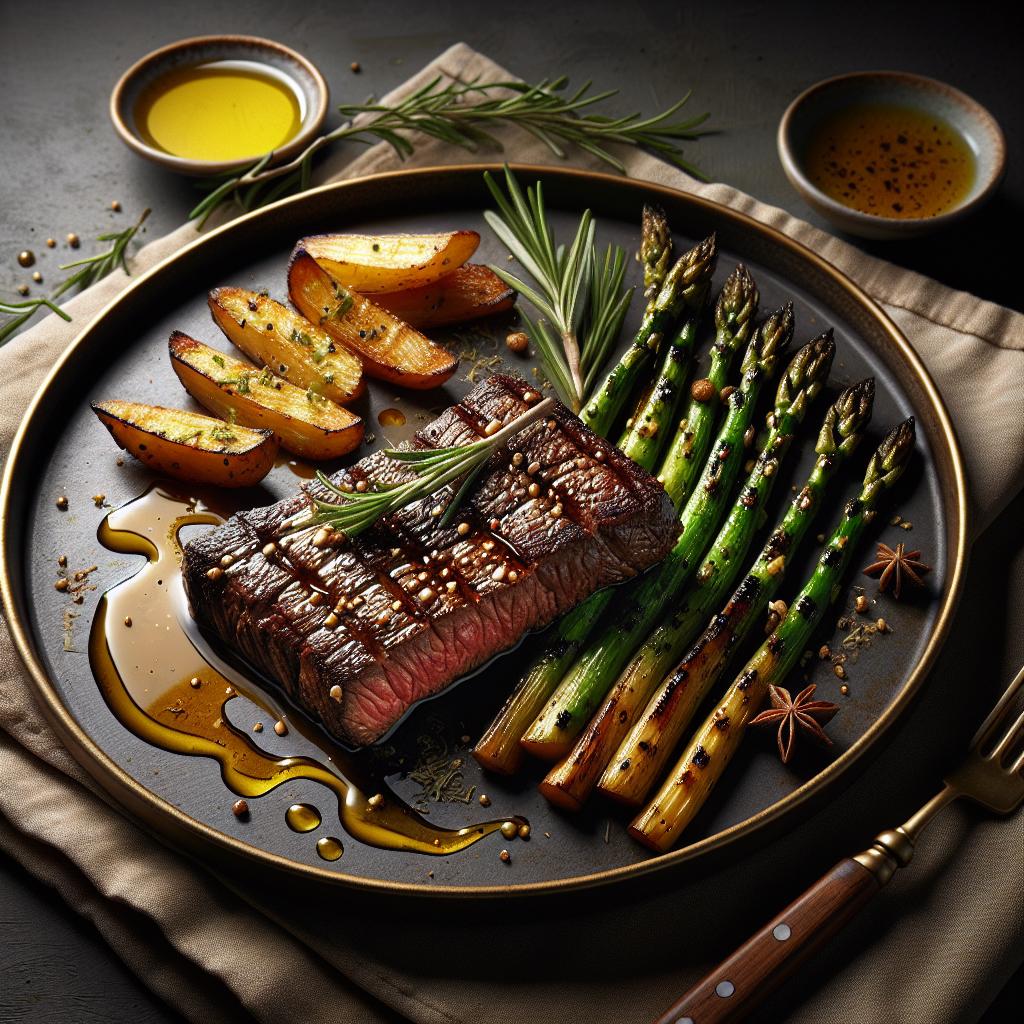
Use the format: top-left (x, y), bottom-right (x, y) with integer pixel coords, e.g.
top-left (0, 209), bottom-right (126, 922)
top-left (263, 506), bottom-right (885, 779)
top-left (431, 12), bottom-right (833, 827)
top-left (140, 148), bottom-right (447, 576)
top-left (110, 35), bottom-right (329, 176)
top-left (778, 71), bottom-right (1005, 240)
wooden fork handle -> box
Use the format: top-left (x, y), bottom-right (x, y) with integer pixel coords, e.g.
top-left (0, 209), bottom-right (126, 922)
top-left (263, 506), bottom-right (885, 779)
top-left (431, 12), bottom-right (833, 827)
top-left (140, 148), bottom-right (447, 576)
top-left (654, 835), bottom-right (913, 1024)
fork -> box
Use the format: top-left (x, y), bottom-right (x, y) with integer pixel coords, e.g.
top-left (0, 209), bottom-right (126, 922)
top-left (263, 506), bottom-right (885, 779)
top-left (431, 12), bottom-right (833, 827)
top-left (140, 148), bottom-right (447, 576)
top-left (655, 665), bottom-right (1024, 1024)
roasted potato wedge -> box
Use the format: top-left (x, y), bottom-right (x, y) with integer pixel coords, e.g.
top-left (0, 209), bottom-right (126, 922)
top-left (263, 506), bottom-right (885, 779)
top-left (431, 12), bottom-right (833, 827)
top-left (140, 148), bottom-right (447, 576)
top-left (208, 287), bottom-right (364, 405)
top-left (168, 332), bottom-right (364, 460)
top-left (372, 264), bottom-right (515, 329)
top-left (287, 249), bottom-right (458, 389)
top-left (296, 230), bottom-right (479, 293)
top-left (91, 400), bottom-right (277, 488)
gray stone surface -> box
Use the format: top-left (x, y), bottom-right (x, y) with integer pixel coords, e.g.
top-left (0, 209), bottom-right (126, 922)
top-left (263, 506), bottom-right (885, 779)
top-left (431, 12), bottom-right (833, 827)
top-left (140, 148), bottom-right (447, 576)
top-left (1, 1), bottom-right (1021, 1021)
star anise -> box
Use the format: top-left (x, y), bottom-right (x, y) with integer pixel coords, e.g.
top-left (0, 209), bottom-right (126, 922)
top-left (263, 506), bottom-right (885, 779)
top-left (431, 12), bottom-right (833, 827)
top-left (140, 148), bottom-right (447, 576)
top-left (862, 541), bottom-right (931, 599)
top-left (750, 683), bottom-right (839, 764)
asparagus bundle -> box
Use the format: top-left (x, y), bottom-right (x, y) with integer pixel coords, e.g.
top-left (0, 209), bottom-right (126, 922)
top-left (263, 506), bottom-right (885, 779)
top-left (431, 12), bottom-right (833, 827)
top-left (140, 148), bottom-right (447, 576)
top-left (617, 235), bottom-right (717, 467)
top-left (472, 221), bottom-right (710, 776)
top-left (538, 333), bottom-right (836, 810)
top-left (658, 264), bottom-right (759, 508)
top-left (630, 417), bottom-right (915, 851)
top-left (600, 377), bottom-right (875, 806)
top-left (520, 304), bottom-right (795, 761)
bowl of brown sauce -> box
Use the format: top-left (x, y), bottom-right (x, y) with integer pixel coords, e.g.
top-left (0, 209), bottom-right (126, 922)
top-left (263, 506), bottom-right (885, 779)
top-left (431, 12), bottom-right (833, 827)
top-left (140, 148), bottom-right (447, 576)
top-left (778, 71), bottom-right (1005, 239)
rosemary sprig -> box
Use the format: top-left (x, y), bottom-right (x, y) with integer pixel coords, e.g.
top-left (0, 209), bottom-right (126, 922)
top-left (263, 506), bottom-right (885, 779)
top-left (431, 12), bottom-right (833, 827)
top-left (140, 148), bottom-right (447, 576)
top-left (483, 167), bottom-right (633, 411)
top-left (0, 209), bottom-right (150, 346)
top-left (188, 75), bottom-right (710, 226)
top-left (297, 397), bottom-right (556, 539)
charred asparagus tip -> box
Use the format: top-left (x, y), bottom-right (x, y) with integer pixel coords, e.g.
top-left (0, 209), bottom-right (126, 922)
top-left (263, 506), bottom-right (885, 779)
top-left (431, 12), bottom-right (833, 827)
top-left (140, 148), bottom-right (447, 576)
top-left (863, 417), bottom-right (915, 499)
top-left (640, 203), bottom-right (672, 297)
top-left (745, 301), bottom-right (795, 374)
top-left (715, 263), bottom-right (758, 325)
top-left (818, 377), bottom-right (875, 456)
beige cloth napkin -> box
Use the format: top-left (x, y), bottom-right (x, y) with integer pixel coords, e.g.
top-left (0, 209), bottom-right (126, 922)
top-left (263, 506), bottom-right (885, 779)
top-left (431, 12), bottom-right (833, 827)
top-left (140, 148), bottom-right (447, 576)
top-left (1, 43), bottom-right (1022, 1024)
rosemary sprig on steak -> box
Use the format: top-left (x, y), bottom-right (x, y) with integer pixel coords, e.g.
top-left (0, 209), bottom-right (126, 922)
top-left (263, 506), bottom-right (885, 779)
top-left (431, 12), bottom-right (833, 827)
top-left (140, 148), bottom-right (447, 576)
top-left (297, 396), bottom-right (555, 539)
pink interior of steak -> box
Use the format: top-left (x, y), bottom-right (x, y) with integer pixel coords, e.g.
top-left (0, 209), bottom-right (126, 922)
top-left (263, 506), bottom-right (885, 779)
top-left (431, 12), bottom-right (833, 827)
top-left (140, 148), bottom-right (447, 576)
top-left (183, 374), bottom-right (679, 746)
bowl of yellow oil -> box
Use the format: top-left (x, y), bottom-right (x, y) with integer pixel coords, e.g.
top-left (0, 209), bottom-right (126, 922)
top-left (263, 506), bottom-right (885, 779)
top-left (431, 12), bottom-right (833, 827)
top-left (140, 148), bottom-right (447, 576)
top-left (778, 71), bottom-right (1005, 239)
top-left (111, 35), bottom-right (329, 176)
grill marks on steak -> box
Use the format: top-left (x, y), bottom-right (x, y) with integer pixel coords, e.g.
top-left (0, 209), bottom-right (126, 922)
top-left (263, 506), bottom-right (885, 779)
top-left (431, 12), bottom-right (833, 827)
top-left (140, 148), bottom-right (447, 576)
top-left (183, 375), bottom-right (679, 746)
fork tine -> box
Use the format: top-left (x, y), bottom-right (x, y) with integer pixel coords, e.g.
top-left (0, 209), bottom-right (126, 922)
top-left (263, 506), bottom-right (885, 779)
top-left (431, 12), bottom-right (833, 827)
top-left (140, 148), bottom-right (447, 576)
top-left (971, 664), bottom-right (1024, 751)
top-left (991, 703), bottom-right (1024, 761)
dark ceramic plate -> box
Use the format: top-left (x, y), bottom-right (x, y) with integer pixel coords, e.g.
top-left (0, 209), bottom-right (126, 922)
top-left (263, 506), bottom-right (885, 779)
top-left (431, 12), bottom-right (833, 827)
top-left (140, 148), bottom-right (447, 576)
top-left (0, 166), bottom-right (967, 896)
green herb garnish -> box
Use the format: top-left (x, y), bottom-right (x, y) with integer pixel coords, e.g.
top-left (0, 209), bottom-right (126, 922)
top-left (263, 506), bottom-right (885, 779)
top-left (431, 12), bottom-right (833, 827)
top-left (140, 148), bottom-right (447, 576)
top-left (484, 167), bottom-right (632, 412)
top-left (1, 209), bottom-right (150, 346)
top-left (188, 76), bottom-right (710, 226)
top-left (296, 396), bottom-right (555, 539)
top-left (209, 425), bottom-right (237, 442)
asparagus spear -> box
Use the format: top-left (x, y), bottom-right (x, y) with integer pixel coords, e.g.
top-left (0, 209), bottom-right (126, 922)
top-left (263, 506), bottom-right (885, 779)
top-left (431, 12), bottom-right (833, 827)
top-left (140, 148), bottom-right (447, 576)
top-left (581, 234), bottom-right (716, 438)
top-left (617, 236), bottom-right (717, 467)
top-left (538, 332), bottom-right (836, 810)
top-left (473, 230), bottom-right (715, 777)
top-left (657, 264), bottom-right (759, 508)
top-left (520, 304), bottom-right (795, 761)
top-left (639, 204), bottom-right (673, 300)
top-left (630, 417), bottom-right (914, 851)
top-left (599, 377), bottom-right (875, 806)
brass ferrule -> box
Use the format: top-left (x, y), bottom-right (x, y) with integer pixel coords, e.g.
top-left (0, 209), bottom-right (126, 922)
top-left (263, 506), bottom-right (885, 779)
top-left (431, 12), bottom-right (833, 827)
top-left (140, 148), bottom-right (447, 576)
top-left (852, 826), bottom-right (915, 885)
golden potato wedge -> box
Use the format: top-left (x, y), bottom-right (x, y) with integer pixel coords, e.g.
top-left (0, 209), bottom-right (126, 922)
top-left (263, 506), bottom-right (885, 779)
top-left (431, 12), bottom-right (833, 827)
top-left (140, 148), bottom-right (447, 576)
top-left (91, 400), bottom-right (277, 488)
top-left (297, 230), bottom-right (479, 293)
top-left (372, 264), bottom-right (516, 329)
top-left (168, 332), bottom-right (364, 460)
top-left (208, 287), bottom-right (364, 405)
top-left (287, 249), bottom-right (458, 390)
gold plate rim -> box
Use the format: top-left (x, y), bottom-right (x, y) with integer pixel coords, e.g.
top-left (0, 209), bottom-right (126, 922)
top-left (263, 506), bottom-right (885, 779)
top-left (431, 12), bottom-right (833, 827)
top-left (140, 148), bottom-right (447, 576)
top-left (0, 163), bottom-right (970, 898)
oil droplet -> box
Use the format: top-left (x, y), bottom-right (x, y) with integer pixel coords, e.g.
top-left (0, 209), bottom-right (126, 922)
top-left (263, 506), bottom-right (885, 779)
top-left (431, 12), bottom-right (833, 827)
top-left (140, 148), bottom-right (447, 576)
top-left (275, 453), bottom-right (317, 479)
top-left (316, 836), bottom-right (344, 861)
top-left (285, 803), bottom-right (322, 833)
top-left (377, 407), bottom-right (407, 428)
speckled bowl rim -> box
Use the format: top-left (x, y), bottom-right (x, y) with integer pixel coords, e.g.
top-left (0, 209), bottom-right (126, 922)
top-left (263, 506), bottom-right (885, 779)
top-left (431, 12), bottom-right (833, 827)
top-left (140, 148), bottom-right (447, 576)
top-left (778, 70), bottom-right (1006, 234)
top-left (110, 34), bottom-right (329, 176)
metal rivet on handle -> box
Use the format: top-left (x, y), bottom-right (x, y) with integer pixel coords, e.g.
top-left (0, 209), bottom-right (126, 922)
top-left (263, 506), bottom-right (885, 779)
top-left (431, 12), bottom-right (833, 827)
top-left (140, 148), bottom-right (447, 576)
top-left (773, 923), bottom-right (792, 941)
top-left (673, 1018), bottom-right (694, 1024)
top-left (715, 980), bottom-right (735, 998)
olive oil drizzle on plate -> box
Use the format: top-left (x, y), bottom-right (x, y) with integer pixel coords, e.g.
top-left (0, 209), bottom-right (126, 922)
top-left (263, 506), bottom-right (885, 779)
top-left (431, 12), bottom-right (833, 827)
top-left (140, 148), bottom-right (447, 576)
top-left (804, 104), bottom-right (975, 219)
top-left (90, 484), bottom-right (519, 857)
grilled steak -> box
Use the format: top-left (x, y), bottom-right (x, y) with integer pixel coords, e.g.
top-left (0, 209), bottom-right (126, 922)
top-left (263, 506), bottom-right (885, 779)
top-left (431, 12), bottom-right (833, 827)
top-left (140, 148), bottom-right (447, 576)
top-left (182, 374), bottom-right (679, 746)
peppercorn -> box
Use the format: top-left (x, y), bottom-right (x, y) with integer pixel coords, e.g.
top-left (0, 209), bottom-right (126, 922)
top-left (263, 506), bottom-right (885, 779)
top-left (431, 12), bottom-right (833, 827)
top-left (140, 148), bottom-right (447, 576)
top-left (505, 331), bottom-right (529, 354)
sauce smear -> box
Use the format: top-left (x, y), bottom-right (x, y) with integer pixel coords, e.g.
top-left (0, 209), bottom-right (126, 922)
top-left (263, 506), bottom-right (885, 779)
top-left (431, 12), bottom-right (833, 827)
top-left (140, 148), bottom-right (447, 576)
top-left (135, 62), bottom-right (302, 162)
top-left (804, 104), bottom-right (974, 219)
top-left (89, 483), bottom-right (523, 859)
